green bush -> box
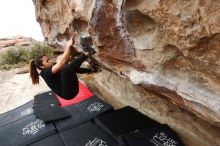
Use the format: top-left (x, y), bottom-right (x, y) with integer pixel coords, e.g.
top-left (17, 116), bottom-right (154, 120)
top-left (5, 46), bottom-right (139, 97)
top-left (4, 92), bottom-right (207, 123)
top-left (0, 43), bottom-right (54, 70)
top-left (28, 43), bottom-right (54, 60)
top-left (0, 62), bottom-right (26, 70)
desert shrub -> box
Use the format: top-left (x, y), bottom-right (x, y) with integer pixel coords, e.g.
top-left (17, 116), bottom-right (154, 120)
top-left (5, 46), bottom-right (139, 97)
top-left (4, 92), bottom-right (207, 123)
top-left (28, 43), bottom-right (54, 60)
top-left (0, 43), bottom-right (54, 70)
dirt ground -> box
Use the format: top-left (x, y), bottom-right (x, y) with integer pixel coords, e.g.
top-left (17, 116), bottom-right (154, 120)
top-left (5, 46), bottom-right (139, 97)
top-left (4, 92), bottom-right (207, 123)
top-left (0, 67), bottom-right (50, 114)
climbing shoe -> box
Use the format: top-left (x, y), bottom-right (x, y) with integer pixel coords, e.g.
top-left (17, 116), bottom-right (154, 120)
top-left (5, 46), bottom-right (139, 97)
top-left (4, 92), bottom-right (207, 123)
top-left (80, 36), bottom-right (96, 55)
top-left (83, 44), bottom-right (96, 55)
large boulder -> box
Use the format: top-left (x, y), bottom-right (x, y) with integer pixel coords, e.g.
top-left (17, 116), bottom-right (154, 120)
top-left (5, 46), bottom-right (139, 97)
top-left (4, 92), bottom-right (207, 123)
top-left (33, 0), bottom-right (220, 145)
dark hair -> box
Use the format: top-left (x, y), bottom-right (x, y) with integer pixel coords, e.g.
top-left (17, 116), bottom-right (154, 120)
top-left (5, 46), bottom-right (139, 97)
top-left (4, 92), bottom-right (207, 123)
top-left (29, 55), bottom-right (45, 85)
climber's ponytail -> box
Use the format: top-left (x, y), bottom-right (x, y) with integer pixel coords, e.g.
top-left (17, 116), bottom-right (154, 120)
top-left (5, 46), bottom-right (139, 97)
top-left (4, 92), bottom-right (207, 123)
top-left (29, 59), bottom-right (40, 85)
top-left (29, 55), bottom-right (45, 85)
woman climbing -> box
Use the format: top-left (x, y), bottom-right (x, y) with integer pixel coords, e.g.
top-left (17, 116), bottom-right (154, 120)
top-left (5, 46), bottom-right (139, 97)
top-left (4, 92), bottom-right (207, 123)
top-left (29, 37), bottom-right (96, 100)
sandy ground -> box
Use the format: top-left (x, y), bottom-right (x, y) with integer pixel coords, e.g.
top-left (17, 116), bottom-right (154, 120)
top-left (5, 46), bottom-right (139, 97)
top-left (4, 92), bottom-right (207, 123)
top-left (0, 69), bottom-right (50, 114)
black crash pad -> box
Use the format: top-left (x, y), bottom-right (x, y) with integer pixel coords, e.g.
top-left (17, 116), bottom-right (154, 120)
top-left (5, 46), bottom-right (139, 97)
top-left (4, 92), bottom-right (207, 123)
top-left (34, 91), bottom-right (60, 106)
top-left (54, 105), bottom-right (88, 132)
top-left (28, 134), bottom-right (65, 146)
top-left (118, 124), bottom-right (185, 146)
top-left (94, 106), bottom-right (160, 139)
top-left (74, 95), bottom-right (113, 120)
top-left (33, 104), bottom-right (71, 123)
top-left (0, 114), bottom-right (56, 146)
top-left (33, 91), bottom-right (71, 122)
top-left (60, 122), bottom-right (118, 146)
top-left (0, 100), bottom-right (34, 127)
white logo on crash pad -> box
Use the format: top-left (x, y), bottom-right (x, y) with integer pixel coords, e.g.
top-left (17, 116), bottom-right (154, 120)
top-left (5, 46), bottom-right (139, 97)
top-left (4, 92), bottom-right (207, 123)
top-left (150, 132), bottom-right (178, 146)
top-left (85, 137), bottom-right (107, 146)
top-left (20, 107), bottom-right (33, 117)
top-left (22, 119), bottom-right (45, 136)
top-left (87, 102), bottom-right (104, 113)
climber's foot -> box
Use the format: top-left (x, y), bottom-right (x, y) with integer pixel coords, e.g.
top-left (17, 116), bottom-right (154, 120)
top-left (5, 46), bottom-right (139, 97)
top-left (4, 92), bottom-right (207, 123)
top-left (80, 36), bottom-right (96, 56)
top-left (83, 44), bottom-right (96, 56)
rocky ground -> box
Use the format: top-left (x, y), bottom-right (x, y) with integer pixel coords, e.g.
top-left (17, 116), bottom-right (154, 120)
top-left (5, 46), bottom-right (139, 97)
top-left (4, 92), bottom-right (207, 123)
top-left (0, 67), bottom-right (50, 114)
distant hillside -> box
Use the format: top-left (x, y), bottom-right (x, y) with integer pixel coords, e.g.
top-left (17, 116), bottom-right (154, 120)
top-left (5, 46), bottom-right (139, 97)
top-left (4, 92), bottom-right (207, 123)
top-left (0, 36), bottom-right (36, 53)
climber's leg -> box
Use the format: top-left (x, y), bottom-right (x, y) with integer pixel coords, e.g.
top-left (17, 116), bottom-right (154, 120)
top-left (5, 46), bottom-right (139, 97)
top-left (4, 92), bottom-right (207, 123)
top-left (62, 54), bottom-right (87, 73)
top-left (60, 54), bottom-right (87, 100)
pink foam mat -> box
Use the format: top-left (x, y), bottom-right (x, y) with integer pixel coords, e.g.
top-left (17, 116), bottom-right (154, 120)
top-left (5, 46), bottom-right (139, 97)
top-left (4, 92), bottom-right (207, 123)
top-left (56, 82), bottom-right (94, 107)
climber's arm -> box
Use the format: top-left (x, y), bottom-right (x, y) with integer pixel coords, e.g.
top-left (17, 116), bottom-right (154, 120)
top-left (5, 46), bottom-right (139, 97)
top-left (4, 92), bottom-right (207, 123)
top-left (52, 38), bottom-right (73, 74)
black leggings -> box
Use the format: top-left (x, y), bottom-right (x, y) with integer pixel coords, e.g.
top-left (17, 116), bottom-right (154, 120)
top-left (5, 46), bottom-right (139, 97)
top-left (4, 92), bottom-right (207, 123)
top-left (60, 54), bottom-right (88, 100)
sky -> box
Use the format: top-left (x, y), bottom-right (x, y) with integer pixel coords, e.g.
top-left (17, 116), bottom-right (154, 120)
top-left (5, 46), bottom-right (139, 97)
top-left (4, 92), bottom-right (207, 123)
top-left (0, 0), bottom-right (44, 41)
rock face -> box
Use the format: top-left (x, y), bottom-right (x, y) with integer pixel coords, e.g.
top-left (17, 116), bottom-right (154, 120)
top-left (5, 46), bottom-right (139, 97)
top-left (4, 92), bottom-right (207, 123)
top-left (33, 0), bottom-right (220, 145)
top-left (84, 70), bottom-right (220, 146)
top-left (0, 36), bottom-right (36, 52)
